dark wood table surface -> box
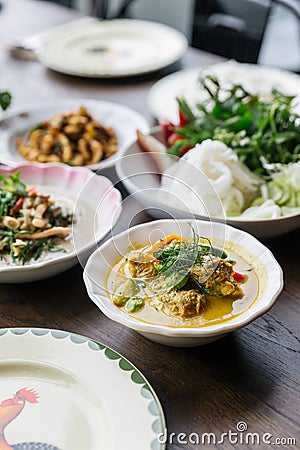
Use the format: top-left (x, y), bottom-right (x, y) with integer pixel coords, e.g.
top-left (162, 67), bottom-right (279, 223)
top-left (0, 1), bottom-right (299, 449)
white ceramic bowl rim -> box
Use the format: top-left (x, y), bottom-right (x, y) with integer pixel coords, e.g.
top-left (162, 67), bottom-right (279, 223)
top-left (84, 219), bottom-right (284, 338)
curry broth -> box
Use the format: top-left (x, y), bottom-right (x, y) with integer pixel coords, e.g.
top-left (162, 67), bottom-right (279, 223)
top-left (107, 241), bottom-right (261, 328)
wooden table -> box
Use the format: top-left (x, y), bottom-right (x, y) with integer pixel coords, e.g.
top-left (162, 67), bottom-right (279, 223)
top-left (1, 1), bottom-right (299, 449)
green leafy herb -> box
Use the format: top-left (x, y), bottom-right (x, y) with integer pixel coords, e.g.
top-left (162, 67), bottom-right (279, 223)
top-left (29, 124), bottom-right (45, 134)
top-left (169, 76), bottom-right (300, 175)
top-left (0, 172), bottom-right (27, 221)
top-left (0, 91), bottom-right (12, 111)
top-left (0, 229), bottom-right (65, 265)
top-left (153, 235), bottom-right (226, 275)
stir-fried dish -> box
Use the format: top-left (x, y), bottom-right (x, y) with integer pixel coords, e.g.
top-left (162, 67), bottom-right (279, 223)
top-left (17, 106), bottom-right (118, 166)
top-left (0, 172), bottom-right (72, 264)
top-left (108, 233), bottom-right (254, 326)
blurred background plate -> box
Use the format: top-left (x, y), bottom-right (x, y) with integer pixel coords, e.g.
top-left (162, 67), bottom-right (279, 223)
top-left (38, 18), bottom-right (188, 78)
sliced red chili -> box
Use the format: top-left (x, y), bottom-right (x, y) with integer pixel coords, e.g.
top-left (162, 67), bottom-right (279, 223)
top-left (27, 186), bottom-right (37, 197)
top-left (9, 196), bottom-right (24, 216)
top-left (179, 108), bottom-right (190, 127)
top-left (159, 119), bottom-right (175, 145)
top-left (233, 272), bottom-right (245, 282)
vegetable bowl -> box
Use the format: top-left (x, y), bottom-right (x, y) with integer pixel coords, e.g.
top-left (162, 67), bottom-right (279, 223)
top-left (83, 219), bottom-right (283, 346)
top-left (116, 128), bottom-right (300, 239)
top-left (0, 163), bottom-right (122, 283)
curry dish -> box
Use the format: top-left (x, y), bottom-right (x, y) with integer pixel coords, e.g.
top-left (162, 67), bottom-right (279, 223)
top-left (108, 234), bottom-right (258, 327)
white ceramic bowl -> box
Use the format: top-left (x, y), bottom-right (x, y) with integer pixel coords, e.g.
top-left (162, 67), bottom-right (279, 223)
top-left (0, 163), bottom-right (122, 283)
top-left (83, 219), bottom-right (283, 347)
top-left (116, 128), bottom-right (300, 239)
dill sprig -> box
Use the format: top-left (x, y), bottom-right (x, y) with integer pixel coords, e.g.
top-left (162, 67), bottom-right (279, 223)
top-left (153, 234), bottom-right (226, 274)
top-left (153, 230), bottom-right (227, 290)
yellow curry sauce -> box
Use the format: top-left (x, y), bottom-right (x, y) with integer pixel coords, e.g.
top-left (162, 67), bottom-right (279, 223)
top-left (107, 234), bottom-right (262, 328)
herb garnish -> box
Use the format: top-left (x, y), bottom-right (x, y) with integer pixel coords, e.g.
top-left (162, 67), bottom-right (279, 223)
top-left (0, 172), bottom-right (27, 221)
top-left (153, 230), bottom-right (227, 290)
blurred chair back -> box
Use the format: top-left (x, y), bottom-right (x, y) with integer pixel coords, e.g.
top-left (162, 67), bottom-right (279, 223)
top-left (38, 0), bottom-right (73, 6)
top-left (192, 0), bottom-right (300, 63)
top-left (192, 0), bottom-right (272, 63)
top-left (92, 0), bottom-right (136, 18)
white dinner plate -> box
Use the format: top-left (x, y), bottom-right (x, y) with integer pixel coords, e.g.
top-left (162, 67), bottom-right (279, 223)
top-left (0, 328), bottom-right (165, 450)
top-left (0, 98), bottom-right (149, 170)
top-left (38, 18), bottom-right (188, 78)
top-left (147, 61), bottom-right (300, 122)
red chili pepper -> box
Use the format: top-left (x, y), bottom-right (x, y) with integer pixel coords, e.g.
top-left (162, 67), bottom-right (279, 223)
top-left (179, 108), bottom-right (190, 127)
top-left (167, 133), bottom-right (184, 146)
top-left (167, 134), bottom-right (194, 157)
top-left (233, 272), bottom-right (245, 282)
top-left (9, 197), bottom-right (24, 216)
top-left (27, 185), bottom-right (37, 197)
top-left (159, 119), bottom-right (175, 145)
top-left (180, 145), bottom-right (194, 156)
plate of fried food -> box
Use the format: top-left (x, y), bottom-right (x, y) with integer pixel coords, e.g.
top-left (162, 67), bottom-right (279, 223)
top-left (0, 99), bottom-right (149, 170)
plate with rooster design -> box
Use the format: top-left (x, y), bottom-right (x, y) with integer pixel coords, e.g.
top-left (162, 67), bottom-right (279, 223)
top-left (0, 328), bottom-right (165, 450)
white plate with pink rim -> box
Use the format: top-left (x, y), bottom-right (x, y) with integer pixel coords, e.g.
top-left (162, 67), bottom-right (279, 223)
top-left (0, 98), bottom-right (149, 171)
top-left (0, 327), bottom-right (165, 450)
top-left (0, 163), bottom-right (122, 283)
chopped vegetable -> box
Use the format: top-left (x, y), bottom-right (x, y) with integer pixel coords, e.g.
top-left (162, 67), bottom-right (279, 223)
top-left (241, 161), bottom-right (300, 217)
top-left (121, 278), bottom-right (140, 297)
top-left (124, 296), bottom-right (145, 313)
top-left (136, 130), bottom-right (173, 175)
top-left (113, 295), bottom-right (127, 307)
